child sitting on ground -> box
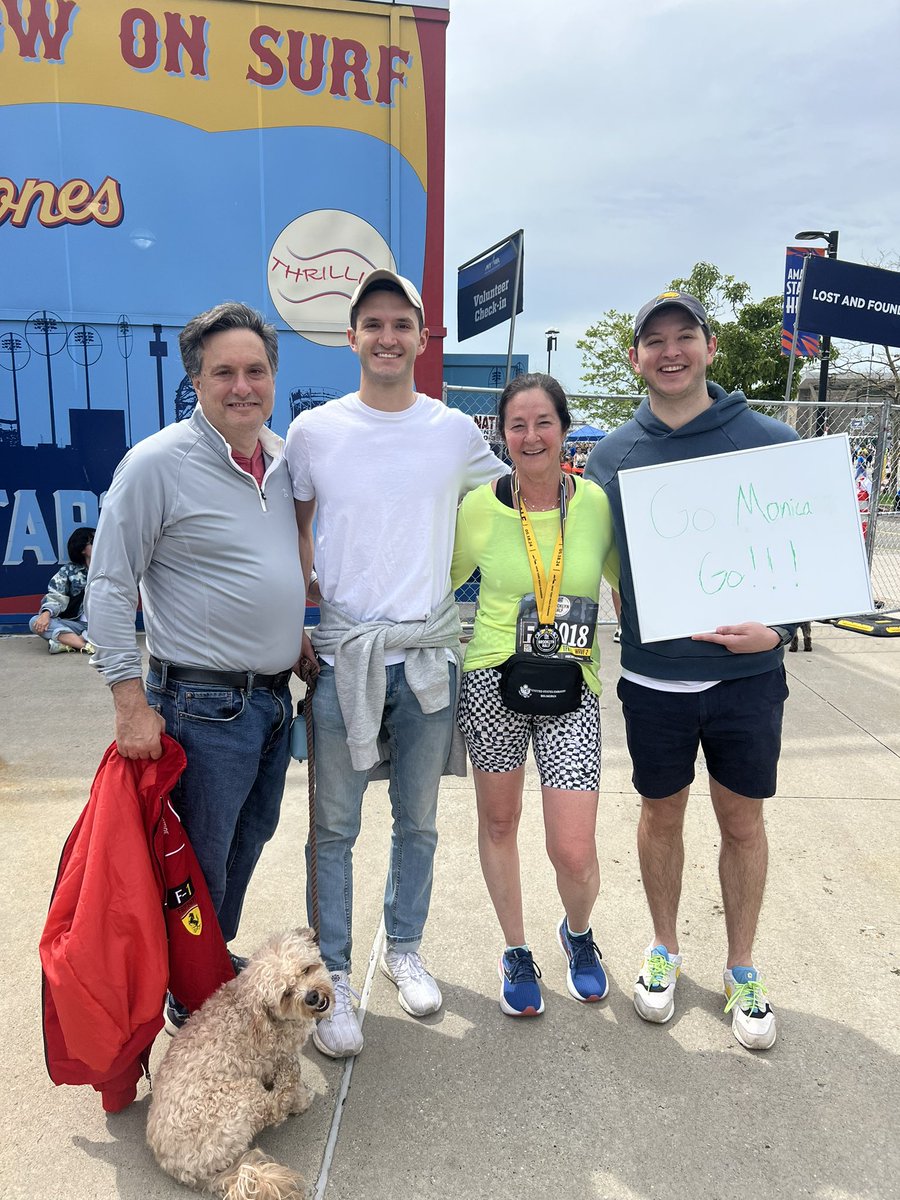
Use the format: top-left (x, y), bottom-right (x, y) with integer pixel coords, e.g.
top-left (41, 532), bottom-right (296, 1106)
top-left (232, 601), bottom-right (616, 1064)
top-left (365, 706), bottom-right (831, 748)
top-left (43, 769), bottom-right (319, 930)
top-left (30, 527), bottom-right (96, 655)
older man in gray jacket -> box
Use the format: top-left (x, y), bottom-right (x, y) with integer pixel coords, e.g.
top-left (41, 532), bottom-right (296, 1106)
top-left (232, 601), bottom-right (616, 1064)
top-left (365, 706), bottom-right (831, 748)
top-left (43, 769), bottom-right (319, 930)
top-left (87, 302), bottom-right (305, 1030)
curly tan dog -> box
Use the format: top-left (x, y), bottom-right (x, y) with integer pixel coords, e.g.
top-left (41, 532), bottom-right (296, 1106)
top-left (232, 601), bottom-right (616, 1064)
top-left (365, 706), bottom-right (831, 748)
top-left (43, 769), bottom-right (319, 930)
top-left (147, 927), bottom-right (332, 1199)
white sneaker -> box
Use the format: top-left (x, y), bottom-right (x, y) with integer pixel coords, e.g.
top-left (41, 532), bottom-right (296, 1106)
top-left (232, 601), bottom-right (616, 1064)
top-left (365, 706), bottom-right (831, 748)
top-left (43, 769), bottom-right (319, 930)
top-left (312, 971), bottom-right (363, 1058)
top-left (380, 948), bottom-right (442, 1017)
top-left (48, 639), bottom-right (74, 654)
top-left (633, 944), bottom-right (682, 1024)
top-left (724, 966), bottom-right (777, 1050)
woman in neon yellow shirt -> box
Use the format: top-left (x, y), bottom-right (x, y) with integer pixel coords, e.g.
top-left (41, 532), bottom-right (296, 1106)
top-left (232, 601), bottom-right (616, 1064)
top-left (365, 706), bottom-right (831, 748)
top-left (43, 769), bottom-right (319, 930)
top-left (451, 373), bottom-right (618, 1018)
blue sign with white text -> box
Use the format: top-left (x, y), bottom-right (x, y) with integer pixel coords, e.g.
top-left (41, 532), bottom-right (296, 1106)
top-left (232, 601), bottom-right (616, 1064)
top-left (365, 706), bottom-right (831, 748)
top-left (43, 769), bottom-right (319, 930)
top-left (798, 256), bottom-right (900, 349)
top-left (457, 236), bottom-right (524, 342)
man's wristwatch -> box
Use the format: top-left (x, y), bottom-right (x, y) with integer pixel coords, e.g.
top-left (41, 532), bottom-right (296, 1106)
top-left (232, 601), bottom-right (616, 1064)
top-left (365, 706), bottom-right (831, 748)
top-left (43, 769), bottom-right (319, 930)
top-left (768, 625), bottom-right (792, 648)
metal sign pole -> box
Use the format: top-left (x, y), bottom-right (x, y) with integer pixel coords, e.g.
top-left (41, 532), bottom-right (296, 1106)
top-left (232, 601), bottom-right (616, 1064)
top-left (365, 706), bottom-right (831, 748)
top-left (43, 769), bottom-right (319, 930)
top-left (504, 232), bottom-right (523, 385)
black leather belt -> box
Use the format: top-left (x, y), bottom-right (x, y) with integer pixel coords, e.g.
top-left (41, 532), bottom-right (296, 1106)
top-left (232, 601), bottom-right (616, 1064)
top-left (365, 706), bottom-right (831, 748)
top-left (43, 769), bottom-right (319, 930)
top-left (149, 656), bottom-right (291, 691)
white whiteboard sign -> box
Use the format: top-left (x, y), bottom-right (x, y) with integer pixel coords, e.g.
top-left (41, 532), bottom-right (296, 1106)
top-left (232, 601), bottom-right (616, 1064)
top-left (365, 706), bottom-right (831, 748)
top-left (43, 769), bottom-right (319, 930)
top-left (618, 434), bottom-right (873, 643)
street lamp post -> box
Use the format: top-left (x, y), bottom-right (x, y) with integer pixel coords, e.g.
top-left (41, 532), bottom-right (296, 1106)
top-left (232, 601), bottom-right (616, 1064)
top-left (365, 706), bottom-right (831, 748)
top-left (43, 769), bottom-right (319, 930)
top-left (794, 229), bottom-right (840, 436)
top-left (545, 328), bottom-right (559, 375)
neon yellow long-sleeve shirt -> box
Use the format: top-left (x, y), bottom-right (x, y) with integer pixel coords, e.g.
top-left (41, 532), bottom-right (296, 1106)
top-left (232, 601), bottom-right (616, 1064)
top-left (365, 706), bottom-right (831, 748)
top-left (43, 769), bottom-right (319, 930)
top-left (451, 477), bottom-right (618, 694)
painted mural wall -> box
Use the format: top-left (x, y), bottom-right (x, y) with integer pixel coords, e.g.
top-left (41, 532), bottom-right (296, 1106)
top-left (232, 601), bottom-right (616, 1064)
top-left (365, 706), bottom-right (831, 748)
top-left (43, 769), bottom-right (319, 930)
top-left (0, 0), bottom-right (448, 620)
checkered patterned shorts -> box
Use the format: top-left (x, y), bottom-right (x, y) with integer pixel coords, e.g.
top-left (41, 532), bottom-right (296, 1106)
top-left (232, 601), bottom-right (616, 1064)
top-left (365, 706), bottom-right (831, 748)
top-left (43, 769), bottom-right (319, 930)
top-left (457, 667), bottom-right (601, 790)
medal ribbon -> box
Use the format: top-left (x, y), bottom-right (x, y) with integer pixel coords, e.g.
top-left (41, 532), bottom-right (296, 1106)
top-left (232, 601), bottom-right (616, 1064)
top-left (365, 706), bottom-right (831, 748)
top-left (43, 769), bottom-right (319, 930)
top-left (512, 470), bottom-right (568, 628)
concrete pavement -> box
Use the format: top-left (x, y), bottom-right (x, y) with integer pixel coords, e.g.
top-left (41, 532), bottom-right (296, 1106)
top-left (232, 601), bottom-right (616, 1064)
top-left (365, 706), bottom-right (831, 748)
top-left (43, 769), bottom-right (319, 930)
top-left (1, 622), bottom-right (898, 1200)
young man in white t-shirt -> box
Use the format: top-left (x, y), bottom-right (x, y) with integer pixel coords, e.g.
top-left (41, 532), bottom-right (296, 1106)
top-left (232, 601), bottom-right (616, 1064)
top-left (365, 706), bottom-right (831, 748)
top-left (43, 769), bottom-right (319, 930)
top-left (284, 270), bottom-right (505, 1057)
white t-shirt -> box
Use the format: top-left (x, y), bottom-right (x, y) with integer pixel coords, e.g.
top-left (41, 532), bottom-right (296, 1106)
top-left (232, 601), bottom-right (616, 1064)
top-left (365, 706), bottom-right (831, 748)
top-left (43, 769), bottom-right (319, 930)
top-left (620, 667), bottom-right (718, 693)
top-left (284, 392), bottom-right (504, 627)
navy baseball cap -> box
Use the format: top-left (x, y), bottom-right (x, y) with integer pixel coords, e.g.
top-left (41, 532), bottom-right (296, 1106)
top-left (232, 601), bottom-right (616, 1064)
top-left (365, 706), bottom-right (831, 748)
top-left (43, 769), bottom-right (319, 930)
top-left (633, 291), bottom-right (710, 344)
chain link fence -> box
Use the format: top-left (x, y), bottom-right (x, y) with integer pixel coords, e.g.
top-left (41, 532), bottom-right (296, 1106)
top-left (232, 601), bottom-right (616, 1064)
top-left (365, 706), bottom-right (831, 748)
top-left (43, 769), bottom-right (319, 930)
top-left (777, 397), bottom-right (900, 611)
top-left (444, 382), bottom-right (900, 619)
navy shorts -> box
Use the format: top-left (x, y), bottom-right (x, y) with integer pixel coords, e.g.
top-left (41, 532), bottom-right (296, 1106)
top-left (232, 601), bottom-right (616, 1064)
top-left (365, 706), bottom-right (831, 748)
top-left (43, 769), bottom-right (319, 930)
top-left (616, 667), bottom-right (789, 801)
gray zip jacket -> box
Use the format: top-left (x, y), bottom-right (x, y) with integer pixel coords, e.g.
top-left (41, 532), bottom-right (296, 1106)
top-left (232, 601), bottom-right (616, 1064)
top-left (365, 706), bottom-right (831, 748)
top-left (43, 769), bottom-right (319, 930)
top-left (86, 406), bottom-right (305, 686)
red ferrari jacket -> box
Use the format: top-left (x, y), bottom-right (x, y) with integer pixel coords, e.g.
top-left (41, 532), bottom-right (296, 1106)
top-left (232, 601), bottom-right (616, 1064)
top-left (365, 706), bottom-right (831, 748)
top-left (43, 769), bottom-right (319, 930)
top-left (40, 735), bottom-right (234, 1112)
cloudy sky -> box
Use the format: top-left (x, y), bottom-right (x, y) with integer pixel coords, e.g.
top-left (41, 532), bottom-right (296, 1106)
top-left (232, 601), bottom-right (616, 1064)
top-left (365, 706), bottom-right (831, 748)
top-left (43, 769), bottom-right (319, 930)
top-left (439, 0), bottom-right (900, 391)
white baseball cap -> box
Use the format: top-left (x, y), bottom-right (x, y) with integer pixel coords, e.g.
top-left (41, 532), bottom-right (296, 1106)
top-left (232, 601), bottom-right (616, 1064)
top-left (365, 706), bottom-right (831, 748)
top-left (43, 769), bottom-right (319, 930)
top-left (349, 269), bottom-right (425, 324)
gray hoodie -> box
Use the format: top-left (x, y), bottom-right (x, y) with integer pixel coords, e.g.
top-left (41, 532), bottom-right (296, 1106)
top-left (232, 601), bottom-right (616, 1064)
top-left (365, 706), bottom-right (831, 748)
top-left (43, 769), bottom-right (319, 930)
top-left (585, 383), bottom-right (799, 681)
top-left (312, 591), bottom-right (466, 775)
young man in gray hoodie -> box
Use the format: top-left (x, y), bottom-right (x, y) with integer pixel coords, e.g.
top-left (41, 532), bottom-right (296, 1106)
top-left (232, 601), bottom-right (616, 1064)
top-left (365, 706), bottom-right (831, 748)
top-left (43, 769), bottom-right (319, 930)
top-left (585, 290), bottom-right (798, 1051)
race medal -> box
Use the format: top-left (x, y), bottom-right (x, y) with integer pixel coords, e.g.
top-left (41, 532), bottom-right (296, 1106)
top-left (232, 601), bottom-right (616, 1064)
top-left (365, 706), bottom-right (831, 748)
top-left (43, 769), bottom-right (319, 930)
top-left (533, 624), bottom-right (562, 656)
top-left (517, 594), bottom-right (600, 660)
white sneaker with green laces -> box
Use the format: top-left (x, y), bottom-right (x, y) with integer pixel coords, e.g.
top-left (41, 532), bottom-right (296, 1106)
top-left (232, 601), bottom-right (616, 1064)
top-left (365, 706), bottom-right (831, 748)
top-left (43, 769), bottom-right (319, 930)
top-left (380, 948), bottom-right (442, 1017)
top-left (724, 966), bottom-right (777, 1050)
top-left (633, 944), bottom-right (682, 1024)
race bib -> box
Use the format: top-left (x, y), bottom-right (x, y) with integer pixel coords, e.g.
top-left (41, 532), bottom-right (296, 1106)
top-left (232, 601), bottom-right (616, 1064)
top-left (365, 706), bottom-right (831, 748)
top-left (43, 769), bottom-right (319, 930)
top-left (515, 593), bottom-right (599, 660)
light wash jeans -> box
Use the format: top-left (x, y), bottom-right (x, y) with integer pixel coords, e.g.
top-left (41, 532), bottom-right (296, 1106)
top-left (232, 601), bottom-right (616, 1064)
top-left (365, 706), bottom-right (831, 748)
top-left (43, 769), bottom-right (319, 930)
top-left (309, 660), bottom-right (455, 972)
top-left (30, 614), bottom-right (87, 642)
top-left (146, 669), bottom-right (292, 943)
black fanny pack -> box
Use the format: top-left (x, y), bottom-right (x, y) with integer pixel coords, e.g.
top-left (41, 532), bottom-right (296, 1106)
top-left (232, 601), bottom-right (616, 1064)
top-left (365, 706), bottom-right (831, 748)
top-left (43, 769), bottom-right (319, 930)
top-left (498, 653), bottom-right (583, 715)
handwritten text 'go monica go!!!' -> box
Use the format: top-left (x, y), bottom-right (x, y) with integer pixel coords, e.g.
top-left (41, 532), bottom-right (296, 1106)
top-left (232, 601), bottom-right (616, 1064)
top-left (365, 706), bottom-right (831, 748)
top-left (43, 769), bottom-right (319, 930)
top-left (650, 480), bottom-right (812, 597)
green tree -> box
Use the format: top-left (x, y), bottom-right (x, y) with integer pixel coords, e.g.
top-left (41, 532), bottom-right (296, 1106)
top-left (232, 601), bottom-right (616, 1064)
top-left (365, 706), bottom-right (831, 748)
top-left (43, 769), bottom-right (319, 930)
top-left (576, 261), bottom-right (798, 430)
top-left (573, 309), bottom-right (644, 430)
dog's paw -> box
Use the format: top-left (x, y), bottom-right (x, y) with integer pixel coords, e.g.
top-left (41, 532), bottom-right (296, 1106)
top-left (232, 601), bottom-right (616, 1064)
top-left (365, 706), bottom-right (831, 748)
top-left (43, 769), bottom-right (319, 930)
top-left (285, 1080), bottom-right (313, 1117)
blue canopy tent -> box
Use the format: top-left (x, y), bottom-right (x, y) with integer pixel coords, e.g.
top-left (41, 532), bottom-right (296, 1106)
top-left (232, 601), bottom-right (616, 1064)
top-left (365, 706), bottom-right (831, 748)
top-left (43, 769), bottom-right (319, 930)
top-left (566, 424), bottom-right (606, 442)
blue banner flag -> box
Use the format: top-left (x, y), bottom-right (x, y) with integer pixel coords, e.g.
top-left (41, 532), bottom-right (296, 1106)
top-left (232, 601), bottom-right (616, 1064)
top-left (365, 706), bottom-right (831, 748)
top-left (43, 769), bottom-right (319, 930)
top-left (457, 234), bottom-right (524, 342)
top-left (798, 257), bottom-right (900, 349)
top-left (781, 246), bottom-right (824, 356)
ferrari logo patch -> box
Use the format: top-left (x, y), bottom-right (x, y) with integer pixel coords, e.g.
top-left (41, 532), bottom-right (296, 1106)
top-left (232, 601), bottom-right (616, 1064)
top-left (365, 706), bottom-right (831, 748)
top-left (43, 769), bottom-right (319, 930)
top-left (181, 906), bottom-right (202, 936)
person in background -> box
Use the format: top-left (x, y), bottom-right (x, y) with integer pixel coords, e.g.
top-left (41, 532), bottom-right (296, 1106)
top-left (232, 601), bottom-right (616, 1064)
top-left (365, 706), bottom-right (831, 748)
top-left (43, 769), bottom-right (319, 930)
top-left (30, 527), bottom-right (96, 655)
top-left (611, 587), bottom-right (622, 644)
top-left (452, 373), bottom-right (617, 1017)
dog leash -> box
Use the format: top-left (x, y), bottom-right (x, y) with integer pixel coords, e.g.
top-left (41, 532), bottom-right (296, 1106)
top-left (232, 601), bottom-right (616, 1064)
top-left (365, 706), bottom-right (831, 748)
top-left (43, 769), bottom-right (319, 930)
top-left (297, 657), bottom-right (320, 944)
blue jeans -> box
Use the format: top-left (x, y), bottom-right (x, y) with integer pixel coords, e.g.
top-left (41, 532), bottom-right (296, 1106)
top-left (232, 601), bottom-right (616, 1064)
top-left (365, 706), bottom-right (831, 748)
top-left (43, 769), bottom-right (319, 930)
top-left (30, 614), bottom-right (87, 641)
top-left (146, 670), bottom-right (292, 943)
top-left (309, 661), bottom-right (455, 972)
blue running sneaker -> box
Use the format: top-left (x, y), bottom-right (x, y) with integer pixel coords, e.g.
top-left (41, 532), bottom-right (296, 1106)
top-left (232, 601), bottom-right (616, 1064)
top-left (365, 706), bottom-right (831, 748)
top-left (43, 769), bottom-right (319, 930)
top-left (724, 966), bottom-right (777, 1050)
top-left (557, 917), bottom-right (609, 1002)
top-left (498, 948), bottom-right (544, 1017)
